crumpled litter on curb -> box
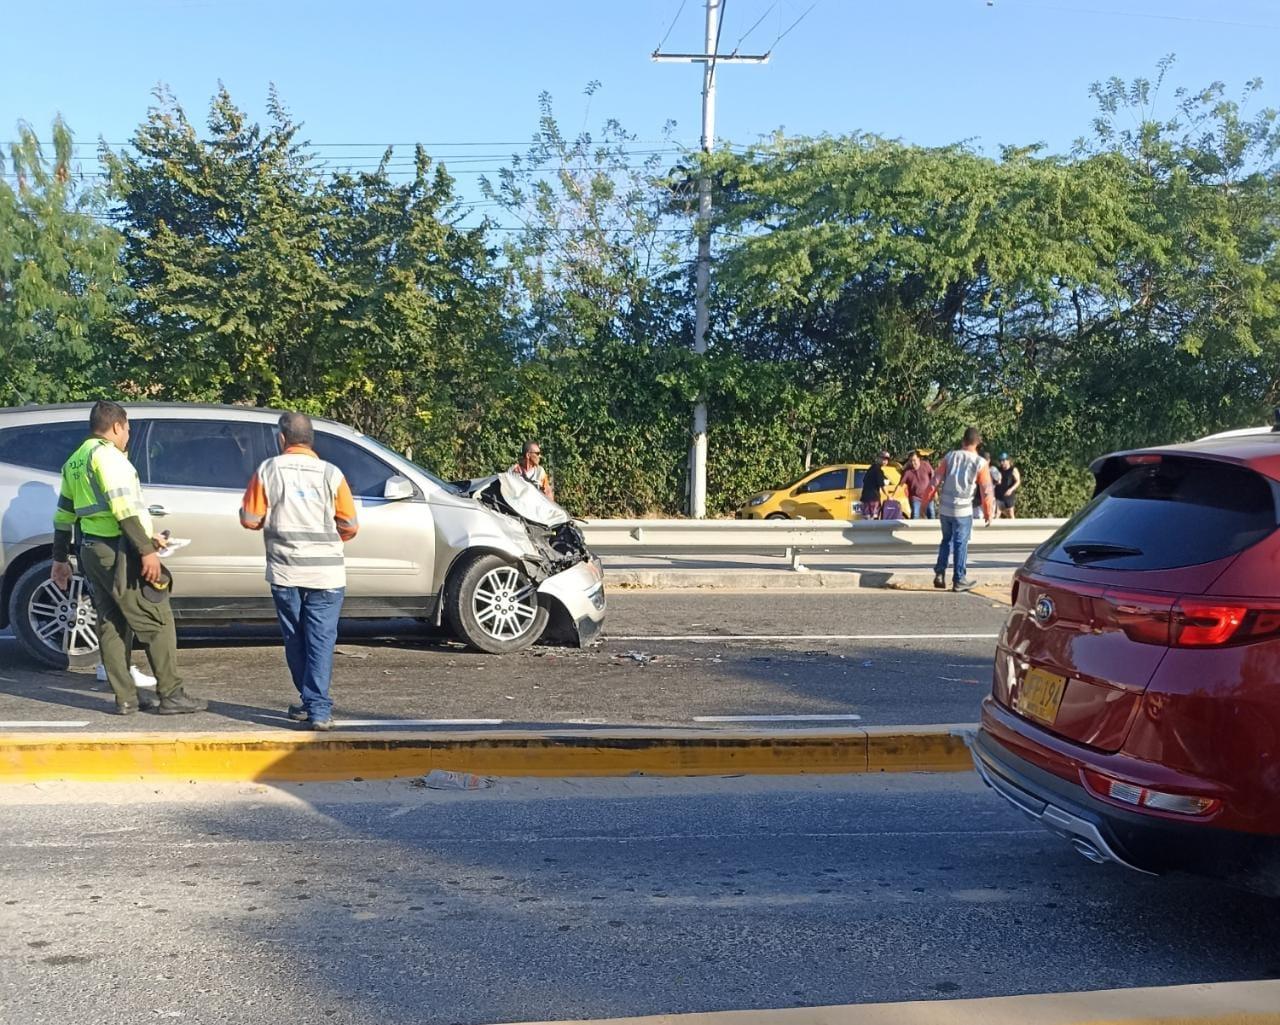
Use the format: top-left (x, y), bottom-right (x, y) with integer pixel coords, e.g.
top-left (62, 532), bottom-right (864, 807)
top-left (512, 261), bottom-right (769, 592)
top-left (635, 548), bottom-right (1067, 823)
top-left (412, 769), bottom-right (494, 790)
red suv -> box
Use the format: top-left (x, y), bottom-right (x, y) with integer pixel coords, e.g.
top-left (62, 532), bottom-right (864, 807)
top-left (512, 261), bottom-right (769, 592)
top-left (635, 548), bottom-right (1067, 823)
top-left (974, 429), bottom-right (1280, 893)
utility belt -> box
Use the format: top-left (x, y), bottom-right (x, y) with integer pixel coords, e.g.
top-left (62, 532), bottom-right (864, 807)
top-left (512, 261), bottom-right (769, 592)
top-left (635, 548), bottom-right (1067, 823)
top-left (80, 532), bottom-right (123, 548)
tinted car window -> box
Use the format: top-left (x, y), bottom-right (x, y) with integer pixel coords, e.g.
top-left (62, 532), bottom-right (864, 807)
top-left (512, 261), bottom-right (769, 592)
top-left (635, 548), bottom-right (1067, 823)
top-left (796, 469), bottom-right (847, 494)
top-left (143, 419), bottom-right (273, 490)
top-left (0, 421), bottom-right (90, 473)
top-left (1041, 457), bottom-right (1280, 570)
top-left (312, 432), bottom-right (403, 498)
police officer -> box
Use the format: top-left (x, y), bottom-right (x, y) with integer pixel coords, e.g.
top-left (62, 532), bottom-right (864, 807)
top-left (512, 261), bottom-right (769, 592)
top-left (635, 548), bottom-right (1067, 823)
top-left (51, 401), bottom-right (206, 716)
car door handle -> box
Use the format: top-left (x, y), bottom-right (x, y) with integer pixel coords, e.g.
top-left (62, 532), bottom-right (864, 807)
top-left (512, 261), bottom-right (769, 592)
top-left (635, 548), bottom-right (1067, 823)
top-left (148, 505), bottom-right (169, 517)
top-left (834, 494), bottom-right (846, 499)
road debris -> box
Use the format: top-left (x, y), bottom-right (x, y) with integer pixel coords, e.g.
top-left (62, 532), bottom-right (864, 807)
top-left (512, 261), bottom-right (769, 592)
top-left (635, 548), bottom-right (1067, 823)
top-left (412, 769), bottom-right (494, 790)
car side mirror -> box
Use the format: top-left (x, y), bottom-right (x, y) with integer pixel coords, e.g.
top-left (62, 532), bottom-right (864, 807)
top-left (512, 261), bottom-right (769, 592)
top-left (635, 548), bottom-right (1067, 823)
top-left (383, 475), bottom-right (414, 501)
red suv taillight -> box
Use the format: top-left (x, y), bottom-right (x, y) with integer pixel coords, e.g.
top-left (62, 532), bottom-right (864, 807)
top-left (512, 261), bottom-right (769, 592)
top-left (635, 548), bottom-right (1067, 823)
top-left (1081, 768), bottom-right (1221, 818)
top-left (1103, 593), bottom-right (1280, 648)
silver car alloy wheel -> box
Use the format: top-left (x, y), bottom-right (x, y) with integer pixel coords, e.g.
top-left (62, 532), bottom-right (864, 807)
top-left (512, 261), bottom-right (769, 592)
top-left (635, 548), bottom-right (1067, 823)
top-left (471, 565), bottom-right (539, 642)
top-left (27, 573), bottom-right (99, 657)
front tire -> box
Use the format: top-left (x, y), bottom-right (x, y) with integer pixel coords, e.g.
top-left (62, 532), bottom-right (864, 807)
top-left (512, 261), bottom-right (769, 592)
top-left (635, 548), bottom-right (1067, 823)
top-left (443, 553), bottom-right (549, 654)
top-left (766, 512), bottom-right (789, 520)
top-left (8, 558), bottom-right (100, 669)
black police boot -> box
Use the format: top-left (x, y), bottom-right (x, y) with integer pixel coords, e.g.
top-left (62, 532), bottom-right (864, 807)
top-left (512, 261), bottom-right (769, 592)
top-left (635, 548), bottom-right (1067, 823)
top-left (156, 690), bottom-right (208, 715)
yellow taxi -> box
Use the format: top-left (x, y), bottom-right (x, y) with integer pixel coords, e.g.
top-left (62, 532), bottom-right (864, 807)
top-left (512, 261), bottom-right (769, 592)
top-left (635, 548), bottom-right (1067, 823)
top-left (735, 462), bottom-right (907, 520)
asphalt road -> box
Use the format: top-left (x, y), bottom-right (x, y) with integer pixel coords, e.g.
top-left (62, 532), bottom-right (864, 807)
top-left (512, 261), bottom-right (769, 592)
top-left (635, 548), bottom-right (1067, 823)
top-left (0, 591), bottom-right (1009, 731)
top-left (2, 774), bottom-right (1277, 1025)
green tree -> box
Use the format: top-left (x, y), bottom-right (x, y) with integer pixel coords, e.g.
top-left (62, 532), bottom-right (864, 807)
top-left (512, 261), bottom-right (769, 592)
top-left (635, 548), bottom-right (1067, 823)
top-left (0, 117), bottom-right (125, 406)
top-left (313, 147), bottom-right (512, 475)
top-left (105, 86), bottom-right (343, 406)
top-left (480, 88), bottom-right (695, 514)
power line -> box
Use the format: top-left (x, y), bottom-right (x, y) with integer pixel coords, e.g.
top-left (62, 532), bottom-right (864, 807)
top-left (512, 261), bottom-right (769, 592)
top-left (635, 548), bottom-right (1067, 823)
top-left (655, 0), bottom-right (691, 52)
top-left (1, 138), bottom-right (701, 150)
top-left (711, 0), bottom-right (729, 72)
top-left (769, 1), bottom-right (819, 49)
top-left (733, 1), bottom-right (779, 52)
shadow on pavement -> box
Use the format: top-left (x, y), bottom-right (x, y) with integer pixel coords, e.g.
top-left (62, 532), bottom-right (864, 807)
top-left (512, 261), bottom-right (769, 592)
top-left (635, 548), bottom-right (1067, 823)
top-left (146, 779), bottom-right (1280, 1025)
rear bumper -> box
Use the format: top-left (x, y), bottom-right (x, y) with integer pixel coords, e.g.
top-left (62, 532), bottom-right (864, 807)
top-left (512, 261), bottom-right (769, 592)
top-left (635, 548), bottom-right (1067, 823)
top-left (972, 729), bottom-right (1154, 874)
top-left (973, 725), bottom-right (1280, 894)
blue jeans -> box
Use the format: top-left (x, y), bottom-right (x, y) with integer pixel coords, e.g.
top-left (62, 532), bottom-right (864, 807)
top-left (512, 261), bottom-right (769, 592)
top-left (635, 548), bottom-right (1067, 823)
top-left (910, 498), bottom-right (938, 520)
top-left (270, 585), bottom-right (345, 721)
top-left (935, 515), bottom-right (973, 582)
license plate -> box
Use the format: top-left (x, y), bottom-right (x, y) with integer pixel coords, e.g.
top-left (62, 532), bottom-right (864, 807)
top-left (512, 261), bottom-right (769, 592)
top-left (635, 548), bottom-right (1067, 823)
top-left (1018, 667), bottom-right (1067, 725)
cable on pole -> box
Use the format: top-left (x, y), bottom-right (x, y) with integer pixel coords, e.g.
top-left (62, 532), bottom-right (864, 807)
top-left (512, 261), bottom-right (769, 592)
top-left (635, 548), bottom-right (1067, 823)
top-left (732, 1), bottom-right (779, 54)
top-left (768, 0), bottom-right (818, 50)
top-left (655, 0), bottom-right (691, 54)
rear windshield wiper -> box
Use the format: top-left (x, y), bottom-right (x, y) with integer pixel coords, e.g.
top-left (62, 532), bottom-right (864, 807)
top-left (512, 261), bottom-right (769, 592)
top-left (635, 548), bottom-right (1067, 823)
top-left (1063, 540), bottom-right (1144, 563)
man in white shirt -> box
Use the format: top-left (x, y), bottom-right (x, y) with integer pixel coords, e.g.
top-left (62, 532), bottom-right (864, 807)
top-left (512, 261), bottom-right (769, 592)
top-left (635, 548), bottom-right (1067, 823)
top-left (929, 427), bottom-right (994, 592)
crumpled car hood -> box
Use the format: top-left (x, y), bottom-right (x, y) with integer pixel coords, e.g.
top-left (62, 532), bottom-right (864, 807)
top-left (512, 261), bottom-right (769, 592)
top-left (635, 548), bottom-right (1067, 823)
top-left (459, 473), bottom-right (571, 528)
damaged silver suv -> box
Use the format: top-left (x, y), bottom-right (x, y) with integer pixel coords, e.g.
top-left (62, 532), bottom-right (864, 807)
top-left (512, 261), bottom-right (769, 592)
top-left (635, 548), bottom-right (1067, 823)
top-left (0, 403), bottom-right (605, 668)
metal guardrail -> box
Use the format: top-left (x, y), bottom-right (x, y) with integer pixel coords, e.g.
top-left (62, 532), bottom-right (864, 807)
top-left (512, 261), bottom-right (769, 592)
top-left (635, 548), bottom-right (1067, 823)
top-left (581, 518), bottom-right (1066, 569)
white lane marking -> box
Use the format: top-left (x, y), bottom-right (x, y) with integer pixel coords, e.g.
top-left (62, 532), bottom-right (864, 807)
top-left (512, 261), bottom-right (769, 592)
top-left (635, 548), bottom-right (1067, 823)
top-left (608, 633), bottom-right (999, 642)
top-left (693, 714), bottom-right (863, 723)
top-left (0, 721), bottom-right (90, 728)
top-left (3, 830), bottom-right (1043, 850)
top-left (256, 716), bottom-right (507, 727)
top-left (334, 719), bottom-right (505, 727)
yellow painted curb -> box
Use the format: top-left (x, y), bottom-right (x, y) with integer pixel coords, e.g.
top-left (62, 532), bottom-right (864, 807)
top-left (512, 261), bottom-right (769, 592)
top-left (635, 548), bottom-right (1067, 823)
top-left (0, 725), bottom-right (977, 783)
top-left (500, 980), bottom-right (1280, 1025)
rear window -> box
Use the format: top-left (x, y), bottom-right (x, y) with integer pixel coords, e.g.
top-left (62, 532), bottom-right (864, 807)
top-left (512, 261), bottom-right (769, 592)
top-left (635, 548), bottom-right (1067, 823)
top-left (1041, 457), bottom-right (1280, 571)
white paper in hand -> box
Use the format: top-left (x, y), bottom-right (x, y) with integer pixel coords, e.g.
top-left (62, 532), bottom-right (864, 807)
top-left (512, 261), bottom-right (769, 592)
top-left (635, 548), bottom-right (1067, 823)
top-left (157, 538), bottom-right (191, 559)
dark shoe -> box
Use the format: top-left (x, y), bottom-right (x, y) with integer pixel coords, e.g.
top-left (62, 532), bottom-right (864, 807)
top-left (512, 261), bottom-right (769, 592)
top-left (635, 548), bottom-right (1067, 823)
top-left (137, 689), bottom-right (160, 712)
top-left (287, 704), bottom-right (309, 722)
top-left (156, 691), bottom-right (208, 715)
top-left (114, 701), bottom-right (138, 716)
top-left (933, 572), bottom-right (946, 590)
top-left (309, 718), bottom-right (335, 732)
top-left (953, 577), bottom-right (977, 592)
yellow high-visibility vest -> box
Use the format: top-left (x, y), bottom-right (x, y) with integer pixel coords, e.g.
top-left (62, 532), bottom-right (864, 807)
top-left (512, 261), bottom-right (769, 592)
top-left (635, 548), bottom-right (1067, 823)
top-left (54, 436), bottom-right (152, 539)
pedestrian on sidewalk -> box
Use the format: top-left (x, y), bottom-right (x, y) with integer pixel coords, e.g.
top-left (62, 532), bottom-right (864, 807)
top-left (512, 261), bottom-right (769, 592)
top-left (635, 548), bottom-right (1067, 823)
top-left (994, 453), bottom-right (1022, 518)
top-left (860, 451), bottom-right (890, 519)
top-left (898, 450), bottom-right (935, 520)
top-left (240, 412), bottom-right (359, 731)
top-left (51, 400), bottom-right (206, 716)
top-left (974, 450), bottom-right (1000, 518)
top-left (929, 427), bottom-right (994, 592)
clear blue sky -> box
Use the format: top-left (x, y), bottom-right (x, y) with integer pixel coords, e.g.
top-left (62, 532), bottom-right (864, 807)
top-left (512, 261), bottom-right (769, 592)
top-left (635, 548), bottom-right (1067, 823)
top-left (3, 0), bottom-right (1277, 210)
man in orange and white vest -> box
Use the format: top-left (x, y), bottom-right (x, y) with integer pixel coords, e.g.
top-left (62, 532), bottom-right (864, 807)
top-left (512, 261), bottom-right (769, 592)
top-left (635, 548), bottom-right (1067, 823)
top-left (929, 426), bottom-right (994, 592)
top-left (240, 412), bottom-right (358, 730)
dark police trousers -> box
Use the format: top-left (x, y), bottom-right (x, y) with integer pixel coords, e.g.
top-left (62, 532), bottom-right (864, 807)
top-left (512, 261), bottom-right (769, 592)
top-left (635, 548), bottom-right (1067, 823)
top-left (79, 538), bottom-right (183, 706)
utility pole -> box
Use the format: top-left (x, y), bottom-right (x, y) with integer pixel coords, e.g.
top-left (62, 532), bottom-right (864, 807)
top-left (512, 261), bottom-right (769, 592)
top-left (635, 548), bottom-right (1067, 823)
top-left (654, 0), bottom-right (769, 518)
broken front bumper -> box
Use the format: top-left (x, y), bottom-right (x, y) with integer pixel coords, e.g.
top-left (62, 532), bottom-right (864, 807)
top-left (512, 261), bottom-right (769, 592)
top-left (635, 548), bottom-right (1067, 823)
top-left (536, 555), bottom-right (606, 646)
